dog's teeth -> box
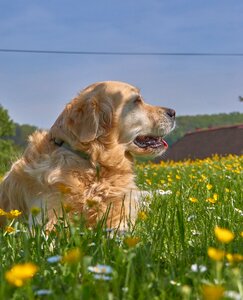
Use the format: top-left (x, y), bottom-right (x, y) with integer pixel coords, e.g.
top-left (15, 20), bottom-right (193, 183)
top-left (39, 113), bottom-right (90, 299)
top-left (134, 135), bottom-right (166, 149)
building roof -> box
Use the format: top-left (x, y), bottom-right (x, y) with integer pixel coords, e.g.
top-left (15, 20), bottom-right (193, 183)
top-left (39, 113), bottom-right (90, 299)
top-left (160, 124), bottom-right (243, 162)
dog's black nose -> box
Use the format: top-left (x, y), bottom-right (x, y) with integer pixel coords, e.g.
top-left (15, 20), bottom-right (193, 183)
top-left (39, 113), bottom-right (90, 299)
top-left (166, 108), bottom-right (176, 119)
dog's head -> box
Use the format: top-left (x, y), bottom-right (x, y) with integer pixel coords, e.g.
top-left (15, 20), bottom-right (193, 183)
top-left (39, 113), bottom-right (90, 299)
top-left (51, 81), bottom-right (175, 158)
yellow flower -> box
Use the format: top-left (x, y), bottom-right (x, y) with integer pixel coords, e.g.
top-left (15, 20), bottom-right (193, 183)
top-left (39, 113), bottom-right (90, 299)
top-left (57, 183), bottom-right (72, 194)
top-left (214, 227), bottom-right (234, 244)
top-left (206, 194), bottom-right (218, 204)
top-left (201, 174), bottom-right (207, 181)
top-left (202, 284), bottom-right (224, 300)
top-left (5, 226), bottom-right (15, 233)
top-left (30, 206), bottom-right (41, 216)
top-left (189, 197), bottom-right (198, 203)
top-left (207, 247), bottom-right (225, 261)
top-left (225, 188), bottom-right (230, 193)
top-left (7, 210), bottom-right (22, 220)
top-left (63, 203), bottom-right (73, 213)
top-left (145, 179), bottom-right (152, 185)
top-left (240, 231), bottom-right (243, 238)
top-left (0, 208), bottom-right (7, 216)
top-left (206, 197), bottom-right (217, 204)
top-left (5, 263), bottom-right (38, 287)
top-left (62, 248), bottom-right (81, 264)
top-left (206, 184), bottom-right (213, 190)
top-left (175, 175), bottom-right (181, 180)
top-left (124, 237), bottom-right (140, 248)
top-left (181, 285), bottom-right (191, 298)
top-left (137, 211), bottom-right (147, 221)
top-left (226, 253), bottom-right (243, 263)
top-left (86, 198), bottom-right (99, 208)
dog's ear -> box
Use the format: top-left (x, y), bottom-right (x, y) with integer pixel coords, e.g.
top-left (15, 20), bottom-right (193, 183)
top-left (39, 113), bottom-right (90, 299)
top-left (97, 98), bottom-right (113, 135)
top-left (69, 97), bottom-right (99, 143)
top-left (68, 96), bottom-right (113, 143)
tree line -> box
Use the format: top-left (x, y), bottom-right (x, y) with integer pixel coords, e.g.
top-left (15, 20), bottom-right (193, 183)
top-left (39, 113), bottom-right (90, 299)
top-left (0, 105), bottom-right (37, 170)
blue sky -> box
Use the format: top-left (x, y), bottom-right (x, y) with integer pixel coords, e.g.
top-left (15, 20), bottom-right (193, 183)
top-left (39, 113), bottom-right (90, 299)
top-left (0, 0), bottom-right (243, 128)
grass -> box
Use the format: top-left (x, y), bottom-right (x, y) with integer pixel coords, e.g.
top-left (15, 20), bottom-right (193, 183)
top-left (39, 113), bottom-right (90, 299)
top-left (0, 154), bottom-right (242, 299)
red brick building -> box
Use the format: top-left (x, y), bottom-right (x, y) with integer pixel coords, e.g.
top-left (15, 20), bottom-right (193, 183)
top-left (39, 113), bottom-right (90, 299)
top-left (162, 124), bottom-right (243, 161)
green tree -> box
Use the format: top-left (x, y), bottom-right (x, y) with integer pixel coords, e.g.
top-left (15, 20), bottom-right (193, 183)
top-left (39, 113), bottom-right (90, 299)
top-left (13, 123), bottom-right (37, 148)
top-left (0, 105), bottom-right (16, 169)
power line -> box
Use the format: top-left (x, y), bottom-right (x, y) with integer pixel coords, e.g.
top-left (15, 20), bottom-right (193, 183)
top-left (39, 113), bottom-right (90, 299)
top-left (0, 48), bottom-right (243, 57)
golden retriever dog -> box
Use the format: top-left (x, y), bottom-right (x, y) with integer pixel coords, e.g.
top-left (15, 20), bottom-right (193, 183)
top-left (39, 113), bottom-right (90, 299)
top-left (0, 81), bottom-right (175, 230)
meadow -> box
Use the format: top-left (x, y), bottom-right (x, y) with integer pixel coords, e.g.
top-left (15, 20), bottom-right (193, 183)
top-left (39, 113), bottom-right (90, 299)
top-left (0, 154), bottom-right (242, 300)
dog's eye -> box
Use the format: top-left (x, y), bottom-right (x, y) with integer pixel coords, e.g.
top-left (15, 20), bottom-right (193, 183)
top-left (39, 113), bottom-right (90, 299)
top-left (133, 96), bottom-right (142, 104)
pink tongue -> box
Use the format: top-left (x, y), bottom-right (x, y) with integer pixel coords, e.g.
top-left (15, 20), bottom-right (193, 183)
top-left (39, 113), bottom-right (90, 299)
top-left (162, 139), bottom-right (168, 148)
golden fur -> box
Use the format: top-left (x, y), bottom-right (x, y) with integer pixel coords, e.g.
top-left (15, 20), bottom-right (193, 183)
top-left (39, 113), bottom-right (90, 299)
top-left (0, 81), bottom-right (175, 229)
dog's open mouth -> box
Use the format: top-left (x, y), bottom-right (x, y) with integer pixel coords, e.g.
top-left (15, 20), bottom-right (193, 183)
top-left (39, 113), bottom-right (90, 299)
top-left (133, 135), bottom-right (168, 149)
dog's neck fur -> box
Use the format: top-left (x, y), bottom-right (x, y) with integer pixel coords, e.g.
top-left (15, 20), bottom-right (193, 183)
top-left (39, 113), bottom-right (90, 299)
top-left (52, 137), bottom-right (91, 161)
top-left (24, 131), bottom-right (135, 187)
top-left (49, 125), bottom-right (135, 172)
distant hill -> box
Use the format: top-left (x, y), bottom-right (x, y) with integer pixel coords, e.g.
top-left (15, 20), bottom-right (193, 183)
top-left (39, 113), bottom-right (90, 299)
top-left (9, 112), bottom-right (243, 149)
top-left (166, 112), bottom-right (243, 146)
top-left (163, 124), bottom-right (243, 161)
